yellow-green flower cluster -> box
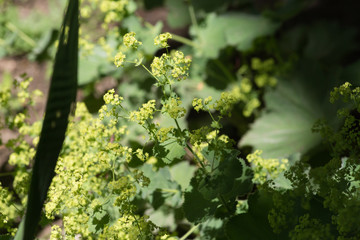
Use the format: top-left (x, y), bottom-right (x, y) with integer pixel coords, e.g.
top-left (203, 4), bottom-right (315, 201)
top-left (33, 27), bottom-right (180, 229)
top-left (156, 127), bottom-right (174, 143)
top-left (123, 32), bottom-right (142, 49)
top-left (113, 32), bottom-right (144, 67)
top-left (8, 141), bottom-right (36, 166)
top-left (135, 148), bottom-right (149, 162)
top-left (99, 89), bottom-right (124, 127)
top-left (189, 126), bottom-right (211, 145)
top-left (45, 101), bottom-right (154, 238)
top-left (0, 76), bottom-right (44, 232)
top-left (151, 54), bottom-right (167, 77)
top-left (114, 52), bottom-right (126, 67)
top-left (154, 32), bottom-right (172, 48)
top-left (213, 87), bottom-right (244, 117)
top-left (13, 169), bottom-right (30, 201)
top-left (192, 96), bottom-right (213, 112)
top-left (170, 51), bottom-right (191, 79)
top-left (99, 0), bottom-right (129, 26)
top-left (98, 215), bottom-right (156, 240)
top-left (129, 100), bottom-right (157, 125)
top-left (330, 82), bottom-right (360, 105)
top-left (0, 183), bottom-right (19, 231)
top-left (79, 32), bottom-right (95, 56)
top-left (103, 89), bottom-right (123, 105)
top-left (49, 225), bottom-right (62, 240)
top-left (150, 50), bottom-right (191, 83)
top-left (246, 150), bottom-right (288, 185)
top-left (162, 97), bottom-right (186, 119)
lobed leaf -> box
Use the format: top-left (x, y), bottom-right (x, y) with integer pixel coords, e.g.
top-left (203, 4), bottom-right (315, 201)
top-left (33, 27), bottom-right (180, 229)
top-left (193, 13), bottom-right (279, 59)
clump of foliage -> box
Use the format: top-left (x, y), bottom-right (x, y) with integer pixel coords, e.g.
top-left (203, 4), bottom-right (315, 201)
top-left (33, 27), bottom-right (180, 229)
top-left (1, 0), bottom-right (360, 239)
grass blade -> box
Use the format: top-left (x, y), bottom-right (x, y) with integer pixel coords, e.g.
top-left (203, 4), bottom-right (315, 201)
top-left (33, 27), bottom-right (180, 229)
top-left (14, 0), bottom-right (78, 239)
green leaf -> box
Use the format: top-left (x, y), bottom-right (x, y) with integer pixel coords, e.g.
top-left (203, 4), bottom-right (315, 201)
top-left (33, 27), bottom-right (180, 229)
top-left (240, 79), bottom-right (324, 158)
top-left (341, 59), bottom-right (360, 86)
top-left (225, 190), bottom-right (278, 240)
top-left (303, 22), bottom-right (357, 64)
top-left (192, 0), bottom-right (233, 12)
top-left (165, 0), bottom-right (191, 28)
top-left (78, 45), bottom-right (116, 86)
top-left (169, 161), bottom-right (196, 190)
top-left (140, 164), bottom-right (182, 208)
top-left (88, 209), bottom-right (110, 234)
top-left (197, 155), bottom-right (250, 201)
top-left (198, 217), bottom-right (227, 240)
top-left (183, 175), bottom-right (218, 224)
top-left (14, 0), bottom-right (78, 239)
top-left (193, 13), bottom-right (279, 59)
top-left (122, 16), bottom-right (162, 55)
top-left (147, 205), bottom-right (176, 231)
top-left (154, 139), bottom-right (186, 164)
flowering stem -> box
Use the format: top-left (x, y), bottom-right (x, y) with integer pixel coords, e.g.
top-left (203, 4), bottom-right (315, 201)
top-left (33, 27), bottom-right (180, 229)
top-left (174, 119), bottom-right (208, 172)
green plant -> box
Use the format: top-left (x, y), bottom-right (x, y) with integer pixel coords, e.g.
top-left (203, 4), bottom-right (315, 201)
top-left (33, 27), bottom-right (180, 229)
top-left (1, 0), bottom-right (360, 239)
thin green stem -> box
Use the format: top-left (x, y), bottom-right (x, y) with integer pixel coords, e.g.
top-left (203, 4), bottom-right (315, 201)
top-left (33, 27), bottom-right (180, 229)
top-left (207, 109), bottom-right (216, 122)
top-left (171, 34), bottom-right (196, 47)
top-left (174, 119), bottom-right (208, 172)
top-left (187, 1), bottom-right (198, 29)
top-left (145, 119), bottom-right (159, 143)
top-left (180, 224), bottom-right (199, 240)
top-left (6, 22), bottom-right (36, 47)
top-left (141, 64), bottom-right (162, 83)
top-left (186, 141), bottom-right (208, 173)
top-left (219, 194), bottom-right (231, 213)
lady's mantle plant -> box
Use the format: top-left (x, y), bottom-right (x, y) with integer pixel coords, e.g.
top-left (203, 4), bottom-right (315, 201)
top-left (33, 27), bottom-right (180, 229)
top-left (1, 29), bottom-right (360, 239)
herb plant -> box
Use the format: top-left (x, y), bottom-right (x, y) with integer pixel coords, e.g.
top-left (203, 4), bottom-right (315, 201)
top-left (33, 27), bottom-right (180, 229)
top-left (1, 0), bottom-right (360, 239)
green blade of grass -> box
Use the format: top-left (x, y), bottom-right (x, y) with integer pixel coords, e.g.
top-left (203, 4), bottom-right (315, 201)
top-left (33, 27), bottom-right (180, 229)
top-left (14, 0), bottom-right (78, 239)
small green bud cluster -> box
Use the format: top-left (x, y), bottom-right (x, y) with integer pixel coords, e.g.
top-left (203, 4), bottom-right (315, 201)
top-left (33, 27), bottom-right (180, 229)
top-left (230, 57), bottom-right (279, 117)
top-left (249, 58), bottom-right (277, 87)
